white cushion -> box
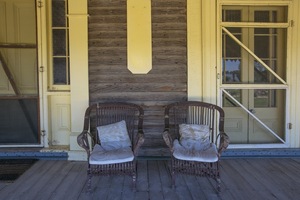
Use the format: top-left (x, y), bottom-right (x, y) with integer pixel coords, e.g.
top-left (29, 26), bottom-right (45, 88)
top-left (173, 139), bottom-right (218, 162)
top-left (89, 144), bottom-right (134, 165)
top-left (179, 124), bottom-right (210, 151)
top-left (97, 120), bottom-right (131, 150)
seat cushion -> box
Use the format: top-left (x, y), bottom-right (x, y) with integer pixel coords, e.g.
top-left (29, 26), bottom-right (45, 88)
top-left (97, 120), bottom-right (131, 150)
top-left (179, 124), bottom-right (210, 151)
top-left (173, 139), bottom-right (218, 162)
top-left (89, 144), bottom-right (134, 165)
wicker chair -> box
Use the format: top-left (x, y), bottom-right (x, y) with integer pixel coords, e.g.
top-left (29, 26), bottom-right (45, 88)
top-left (162, 101), bottom-right (229, 192)
top-left (77, 102), bottom-right (145, 191)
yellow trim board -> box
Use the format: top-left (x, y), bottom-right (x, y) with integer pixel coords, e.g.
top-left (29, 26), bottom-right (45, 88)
top-left (127, 0), bottom-right (152, 74)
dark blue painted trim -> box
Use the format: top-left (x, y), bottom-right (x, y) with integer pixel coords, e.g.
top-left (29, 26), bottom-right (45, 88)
top-left (138, 149), bottom-right (300, 160)
top-left (2, 148), bottom-right (300, 160)
top-left (0, 151), bottom-right (68, 160)
top-left (222, 148), bottom-right (300, 158)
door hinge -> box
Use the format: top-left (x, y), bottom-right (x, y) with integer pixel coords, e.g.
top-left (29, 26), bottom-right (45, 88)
top-left (37, 0), bottom-right (43, 8)
top-left (39, 66), bottom-right (44, 72)
top-left (288, 123), bottom-right (292, 130)
top-left (290, 20), bottom-right (294, 27)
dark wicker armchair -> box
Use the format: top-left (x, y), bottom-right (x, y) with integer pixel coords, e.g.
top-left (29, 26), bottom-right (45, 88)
top-left (77, 102), bottom-right (145, 191)
top-left (162, 101), bottom-right (229, 192)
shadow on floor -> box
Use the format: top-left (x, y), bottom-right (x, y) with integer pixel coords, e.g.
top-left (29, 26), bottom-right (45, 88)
top-left (0, 159), bottom-right (38, 182)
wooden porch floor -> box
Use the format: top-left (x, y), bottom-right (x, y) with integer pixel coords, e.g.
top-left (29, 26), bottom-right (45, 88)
top-left (0, 158), bottom-right (300, 200)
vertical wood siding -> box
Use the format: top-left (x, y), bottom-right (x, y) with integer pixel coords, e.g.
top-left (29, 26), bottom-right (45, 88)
top-left (88, 0), bottom-right (187, 156)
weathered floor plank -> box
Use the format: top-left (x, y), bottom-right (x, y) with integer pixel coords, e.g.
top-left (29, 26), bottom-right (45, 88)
top-left (49, 161), bottom-right (87, 200)
top-left (245, 158), bottom-right (295, 200)
top-left (157, 160), bottom-right (178, 200)
top-left (148, 161), bottom-right (164, 200)
top-left (0, 158), bottom-right (300, 200)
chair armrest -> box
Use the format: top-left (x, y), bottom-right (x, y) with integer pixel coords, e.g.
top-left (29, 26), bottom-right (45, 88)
top-left (162, 130), bottom-right (175, 152)
top-left (77, 130), bottom-right (91, 158)
top-left (216, 131), bottom-right (230, 157)
top-left (133, 130), bottom-right (145, 156)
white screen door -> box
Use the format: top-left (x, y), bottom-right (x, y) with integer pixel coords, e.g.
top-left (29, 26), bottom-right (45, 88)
top-left (0, 0), bottom-right (39, 144)
top-left (221, 5), bottom-right (288, 145)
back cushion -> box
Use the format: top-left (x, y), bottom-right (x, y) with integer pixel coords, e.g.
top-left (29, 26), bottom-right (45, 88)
top-left (179, 124), bottom-right (210, 151)
top-left (97, 120), bottom-right (131, 150)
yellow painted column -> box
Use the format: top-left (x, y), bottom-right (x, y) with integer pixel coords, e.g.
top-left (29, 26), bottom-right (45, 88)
top-left (290, 0), bottom-right (300, 147)
top-left (201, 0), bottom-right (217, 104)
top-left (187, 0), bottom-right (203, 101)
top-left (68, 0), bottom-right (89, 158)
top-left (187, 0), bottom-right (217, 103)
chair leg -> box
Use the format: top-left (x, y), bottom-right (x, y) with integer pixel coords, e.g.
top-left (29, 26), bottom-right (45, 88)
top-left (87, 170), bottom-right (92, 192)
top-left (171, 170), bottom-right (176, 189)
top-left (132, 172), bottom-right (137, 191)
top-left (216, 177), bottom-right (221, 193)
top-left (170, 159), bottom-right (176, 189)
top-left (216, 162), bottom-right (221, 193)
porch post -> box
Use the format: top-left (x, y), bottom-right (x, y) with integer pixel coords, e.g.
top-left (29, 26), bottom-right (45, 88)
top-left (187, 0), bottom-right (203, 101)
top-left (68, 0), bottom-right (89, 160)
top-left (187, 0), bottom-right (217, 104)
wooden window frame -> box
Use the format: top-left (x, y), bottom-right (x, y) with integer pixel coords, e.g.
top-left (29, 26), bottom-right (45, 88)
top-left (47, 0), bottom-right (70, 91)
